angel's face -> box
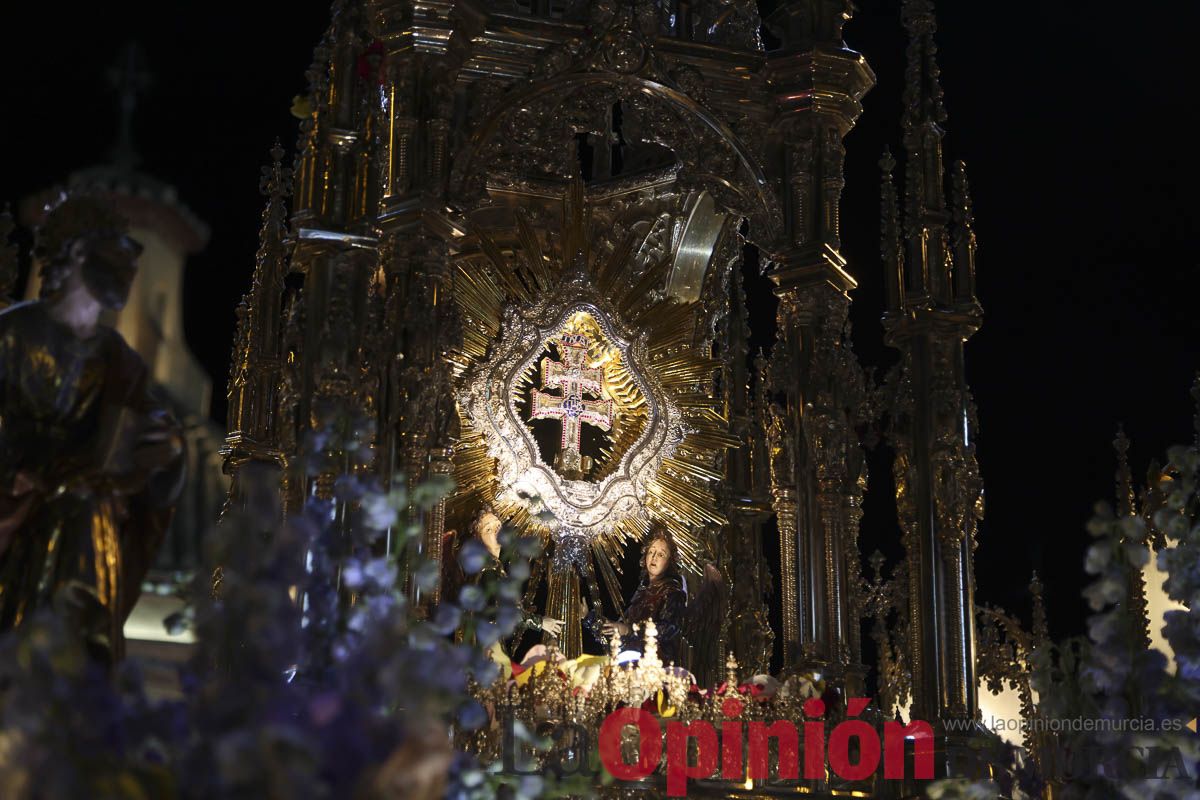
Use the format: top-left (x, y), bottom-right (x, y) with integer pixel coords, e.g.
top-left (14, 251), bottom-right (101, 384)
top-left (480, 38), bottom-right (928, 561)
top-left (644, 538), bottom-right (671, 580)
top-left (477, 512), bottom-right (502, 558)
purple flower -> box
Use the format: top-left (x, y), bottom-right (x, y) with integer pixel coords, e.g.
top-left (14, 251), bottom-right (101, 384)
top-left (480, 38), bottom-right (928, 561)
top-left (458, 540), bottom-right (489, 575)
top-left (476, 622), bottom-right (501, 647)
top-left (469, 653), bottom-right (500, 685)
top-left (508, 559), bottom-right (530, 582)
top-left (309, 692), bottom-right (342, 727)
top-left (413, 560), bottom-right (440, 592)
top-left (361, 492), bottom-right (399, 531)
top-left (458, 585), bottom-right (486, 612)
top-left (341, 560), bottom-right (365, 589)
top-left (431, 604), bottom-right (463, 635)
top-left (497, 579), bottom-right (521, 602)
top-left (515, 537), bottom-right (542, 560)
top-left (363, 557), bottom-right (396, 588)
top-left (518, 775), bottom-right (545, 798)
top-left (495, 605), bottom-right (521, 634)
top-left (457, 699), bottom-right (487, 731)
top-left (334, 475), bottom-right (366, 502)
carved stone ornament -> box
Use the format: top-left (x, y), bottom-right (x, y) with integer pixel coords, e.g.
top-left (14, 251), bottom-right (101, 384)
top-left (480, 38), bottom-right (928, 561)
top-left (458, 280), bottom-right (685, 551)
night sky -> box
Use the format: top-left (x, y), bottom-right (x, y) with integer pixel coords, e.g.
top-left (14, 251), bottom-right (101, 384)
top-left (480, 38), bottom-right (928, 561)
top-left (3, 2), bottom-right (1197, 643)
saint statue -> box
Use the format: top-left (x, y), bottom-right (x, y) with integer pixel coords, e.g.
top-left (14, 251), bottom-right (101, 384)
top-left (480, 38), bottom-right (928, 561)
top-left (0, 194), bottom-right (186, 660)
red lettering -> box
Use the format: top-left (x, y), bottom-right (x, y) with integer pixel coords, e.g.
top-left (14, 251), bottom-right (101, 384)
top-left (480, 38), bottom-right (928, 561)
top-left (828, 698), bottom-right (881, 781)
top-left (883, 719), bottom-right (934, 779)
top-left (721, 696), bottom-right (744, 779)
top-left (803, 697), bottom-right (826, 780)
top-left (828, 720), bottom-right (881, 780)
top-left (666, 720), bottom-right (718, 796)
top-left (722, 720), bottom-right (743, 779)
top-left (748, 720), bottom-right (799, 780)
top-left (599, 707), bottom-right (662, 781)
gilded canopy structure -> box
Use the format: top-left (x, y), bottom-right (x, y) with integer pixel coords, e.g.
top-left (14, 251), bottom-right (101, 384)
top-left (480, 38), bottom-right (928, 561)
top-left (224, 0), bottom-right (1008, 788)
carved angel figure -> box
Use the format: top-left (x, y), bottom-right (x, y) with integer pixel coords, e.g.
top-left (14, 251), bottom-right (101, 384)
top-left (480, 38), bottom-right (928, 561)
top-left (585, 523), bottom-right (724, 681)
top-left (0, 195), bottom-right (185, 660)
top-left (442, 505), bottom-right (564, 642)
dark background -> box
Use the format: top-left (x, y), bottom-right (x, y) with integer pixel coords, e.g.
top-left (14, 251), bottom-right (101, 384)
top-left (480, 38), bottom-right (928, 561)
top-left (2, 2), bottom-right (1197, 644)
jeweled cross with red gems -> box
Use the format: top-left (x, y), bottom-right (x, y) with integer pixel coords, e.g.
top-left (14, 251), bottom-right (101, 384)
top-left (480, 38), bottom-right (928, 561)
top-left (530, 333), bottom-right (614, 475)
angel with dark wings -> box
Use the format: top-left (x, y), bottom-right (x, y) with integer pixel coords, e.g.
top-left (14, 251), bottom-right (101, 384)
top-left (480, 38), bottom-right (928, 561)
top-left (584, 523), bottom-right (725, 683)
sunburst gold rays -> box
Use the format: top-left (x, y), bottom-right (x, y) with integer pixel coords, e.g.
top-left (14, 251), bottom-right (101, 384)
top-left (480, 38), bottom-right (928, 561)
top-left (603, 364), bottom-right (648, 472)
top-left (638, 302), bottom-right (697, 347)
top-left (562, 176), bottom-right (587, 265)
top-left (448, 185), bottom-right (735, 577)
top-left (446, 423), bottom-right (497, 527)
top-left (614, 256), bottom-right (672, 317)
top-left (633, 295), bottom-right (736, 567)
top-left (476, 228), bottom-right (532, 304)
top-left (595, 231), bottom-right (638, 297)
top-left (451, 259), bottom-right (504, 376)
top-left (514, 208), bottom-right (553, 290)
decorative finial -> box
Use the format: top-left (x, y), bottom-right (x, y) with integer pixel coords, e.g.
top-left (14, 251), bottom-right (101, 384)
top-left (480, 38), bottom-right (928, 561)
top-left (260, 138), bottom-right (292, 200)
top-left (1029, 572), bottom-right (1048, 645)
top-left (725, 652), bottom-right (739, 686)
top-left (256, 140), bottom-right (291, 255)
top-left (950, 160), bottom-right (977, 303)
top-left (1113, 424), bottom-right (1137, 518)
top-left (900, 0), bottom-right (947, 134)
top-left (107, 42), bottom-right (152, 170)
top-left (1113, 425), bottom-right (1151, 650)
top-left (868, 549), bottom-right (887, 584)
top-left (642, 618), bottom-right (660, 664)
top-left (880, 147), bottom-right (903, 311)
top-left (900, 0), bottom-right (949, 256)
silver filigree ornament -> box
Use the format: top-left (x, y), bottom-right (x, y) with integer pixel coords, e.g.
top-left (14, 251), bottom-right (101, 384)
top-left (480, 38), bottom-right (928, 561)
top-left (552, 528), bottom-right (592, 572)
top-left (459, 289), bottom-right (683, 563)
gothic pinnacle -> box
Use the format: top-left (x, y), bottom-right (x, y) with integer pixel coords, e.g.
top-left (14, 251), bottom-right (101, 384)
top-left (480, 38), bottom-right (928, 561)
top-left (880, 148), bottom-right (903, 312)
top-left (250, 141), bottom-right (291, 356)
top-left (1113, 424), bottom-right (1137, 518)
top-left (1029, 572), bottom-right (1048, 645)
top-left (950, 160), bottom-right (977, 304)
top-left (1113, 424), bottom-right (1151, 651)
top-left (260, 138), bottom-right (291, 201)
top-left (900, 0), bottom-right (947, 135)
top-left (900, 0), bottom-right (948, 223)
top-left (898, 0), bottom-right (954, 305)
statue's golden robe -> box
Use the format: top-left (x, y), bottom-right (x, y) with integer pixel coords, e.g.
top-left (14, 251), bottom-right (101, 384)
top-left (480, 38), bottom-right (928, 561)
top-left (0, 301), bottom-right (185, 657)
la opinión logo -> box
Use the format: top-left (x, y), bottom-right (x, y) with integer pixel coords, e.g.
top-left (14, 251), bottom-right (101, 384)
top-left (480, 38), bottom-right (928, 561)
top-left (501, 696), bottom-right (933, 796)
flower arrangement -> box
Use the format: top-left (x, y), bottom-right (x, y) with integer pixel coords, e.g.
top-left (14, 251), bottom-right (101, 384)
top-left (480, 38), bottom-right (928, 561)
top-left (0, 402), bottom-right (571, 800)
